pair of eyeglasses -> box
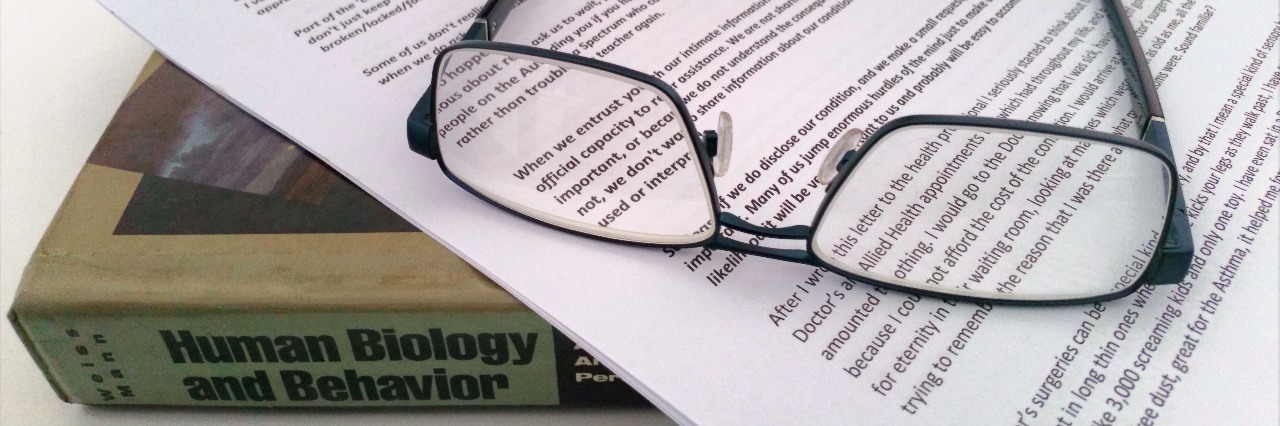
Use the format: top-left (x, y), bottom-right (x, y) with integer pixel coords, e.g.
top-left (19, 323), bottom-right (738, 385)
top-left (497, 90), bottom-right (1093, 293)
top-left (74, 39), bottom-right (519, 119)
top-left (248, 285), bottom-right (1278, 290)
top-left (407, 0), bottom-right (1193, 305)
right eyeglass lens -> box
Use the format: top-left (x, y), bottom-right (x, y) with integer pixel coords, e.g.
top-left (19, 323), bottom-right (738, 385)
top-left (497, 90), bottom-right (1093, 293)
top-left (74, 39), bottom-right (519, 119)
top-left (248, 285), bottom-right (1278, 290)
top-left (434, 48), bottom-right (716, 244)
top-left (811, 125), bottom-right (1172, 301)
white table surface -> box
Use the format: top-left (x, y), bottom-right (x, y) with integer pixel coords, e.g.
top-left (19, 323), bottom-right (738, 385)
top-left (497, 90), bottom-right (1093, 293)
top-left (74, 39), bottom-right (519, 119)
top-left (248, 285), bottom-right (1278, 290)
top-left (0, 2), bottom-right (671, 424)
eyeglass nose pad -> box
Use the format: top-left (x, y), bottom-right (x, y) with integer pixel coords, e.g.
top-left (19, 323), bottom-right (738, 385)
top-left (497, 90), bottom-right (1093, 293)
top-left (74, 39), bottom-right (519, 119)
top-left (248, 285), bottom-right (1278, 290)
top-left (713, 111), bottom-right (734, 177)
top-left (818, 128), bottom-right (864, 185)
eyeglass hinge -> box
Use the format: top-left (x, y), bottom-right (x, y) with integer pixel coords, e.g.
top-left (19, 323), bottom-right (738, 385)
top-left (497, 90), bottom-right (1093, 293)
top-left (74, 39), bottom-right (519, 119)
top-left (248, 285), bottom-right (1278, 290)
top-left (407, 88), bottom-right (439, 159)
top-left (463, 19), bottom-right (491, 41)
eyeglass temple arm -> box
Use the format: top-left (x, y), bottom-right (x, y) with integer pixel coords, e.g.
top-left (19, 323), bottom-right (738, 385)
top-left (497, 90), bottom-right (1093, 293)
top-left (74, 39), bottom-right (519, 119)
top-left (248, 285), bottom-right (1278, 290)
top-left (1102, 0), bottom-right (1164, 121)
top-left (465, 0), bottom-right (519, 41)
top-left (1101, 0), bottom-right (1191, 284)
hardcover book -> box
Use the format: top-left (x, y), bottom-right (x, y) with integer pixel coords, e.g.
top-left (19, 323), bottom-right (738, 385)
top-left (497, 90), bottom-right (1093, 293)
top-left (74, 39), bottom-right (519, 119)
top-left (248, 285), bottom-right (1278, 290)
top-left (8, 58), bottom-right (646, 407)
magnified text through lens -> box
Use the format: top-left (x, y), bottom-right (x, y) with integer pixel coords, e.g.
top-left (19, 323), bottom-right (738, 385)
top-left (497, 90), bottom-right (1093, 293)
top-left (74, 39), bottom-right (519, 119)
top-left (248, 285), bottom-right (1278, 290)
top-left (812, 125), bottom-right (1172, 301)
top-left (434, 48), bottom-right (716, 244)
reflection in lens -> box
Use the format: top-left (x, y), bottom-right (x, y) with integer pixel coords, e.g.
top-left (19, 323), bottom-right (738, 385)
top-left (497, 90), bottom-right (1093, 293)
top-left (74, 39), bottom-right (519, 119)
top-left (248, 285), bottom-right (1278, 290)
top-left (812, 125), bottom-right (1171, 301)
top-left (434, 48), bottom-right (715, 244)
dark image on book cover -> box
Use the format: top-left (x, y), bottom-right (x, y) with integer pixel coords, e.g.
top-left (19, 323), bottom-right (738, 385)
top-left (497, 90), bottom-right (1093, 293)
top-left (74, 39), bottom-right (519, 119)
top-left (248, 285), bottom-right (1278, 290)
top-left (91, 63), bottom-right (415, 235)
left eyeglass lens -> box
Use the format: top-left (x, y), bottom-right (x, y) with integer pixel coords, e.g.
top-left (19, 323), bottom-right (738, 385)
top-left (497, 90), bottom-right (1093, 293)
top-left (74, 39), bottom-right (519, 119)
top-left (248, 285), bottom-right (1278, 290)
top-left (811, 124), bottom-right (1173, 301)
top-left (434, 48), bottom-right (716, 244)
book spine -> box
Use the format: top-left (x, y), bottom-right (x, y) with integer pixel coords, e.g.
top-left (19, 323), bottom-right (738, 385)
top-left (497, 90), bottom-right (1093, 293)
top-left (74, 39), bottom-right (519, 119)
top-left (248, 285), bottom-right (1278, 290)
top-left (10, 310), bottom-right (648, 407)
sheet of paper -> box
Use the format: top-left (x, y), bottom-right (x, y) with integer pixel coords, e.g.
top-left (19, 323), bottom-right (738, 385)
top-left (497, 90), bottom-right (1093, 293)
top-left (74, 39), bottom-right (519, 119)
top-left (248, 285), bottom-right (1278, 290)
top-left (97, 0), bottom-right (1277, 423)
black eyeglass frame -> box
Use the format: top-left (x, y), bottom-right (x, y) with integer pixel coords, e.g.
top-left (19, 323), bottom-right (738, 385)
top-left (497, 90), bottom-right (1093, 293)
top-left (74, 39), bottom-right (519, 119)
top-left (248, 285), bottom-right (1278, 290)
top-left (407, 0), bottom-right (1194, 305)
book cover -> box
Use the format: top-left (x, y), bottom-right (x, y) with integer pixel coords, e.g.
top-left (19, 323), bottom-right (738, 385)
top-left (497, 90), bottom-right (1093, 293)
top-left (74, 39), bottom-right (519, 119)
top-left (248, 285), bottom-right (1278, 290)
top-left (8, 59), bottom-right (646, 407)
